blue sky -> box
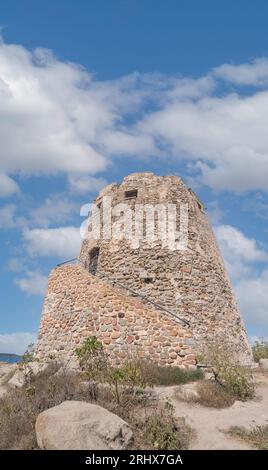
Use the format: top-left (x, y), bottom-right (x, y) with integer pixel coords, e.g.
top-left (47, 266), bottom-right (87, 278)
top-left (0, 0), bottom-right (268, 353)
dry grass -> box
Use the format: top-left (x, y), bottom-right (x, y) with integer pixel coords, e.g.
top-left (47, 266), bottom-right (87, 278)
top-left (175, 380), bottom-right (235, 408)
top-left (0, 365), bottom-right (87, 450)
top-left (143, 401), bottom-right (194, 450)
top-left (229, 424), bottom-right (268, 450)
top-left (0, 362), bottom-right (194, 450)
top-left (252, 341), bottom-right (268, 363)
top-left (194, 381), bottom-right (235, 408)
top-left (140, 363), bottom-right (204, 386)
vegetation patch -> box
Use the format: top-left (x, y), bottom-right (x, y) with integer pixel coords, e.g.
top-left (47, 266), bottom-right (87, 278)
top-left (252, 341), bottom-right (268, 363)
top-left (0, 337), bottom-right (196, 450)
top-left (144, 400), bottom-right (193, 450)
top-left (229, 424), bottom-right (268, 450)
top-left (140, 363), bottom-right (204, 386)
top-left (202, 344), bottom-right (255, 401)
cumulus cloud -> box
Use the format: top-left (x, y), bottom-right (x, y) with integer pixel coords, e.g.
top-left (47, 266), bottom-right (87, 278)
top-left (15, 270), bottom-right (48, 296)
top-left (236, 271), bottom-right (268, 328)
top-left (2, 39), bottom-right (268, 193)
top-left (0, 332), bottom-right (37, 355)
top-left (215, 224), bottom-right (268, 330)
top-left (0, 203), bottom-right (26, 229)
top-left (213, 58), bottom-right (268, 86)
top-left (0, 41), bottom-right (111, 176)
top-left (23, 226), bottom-right (81, 260)
top-left (30, 194), bottom-right (78, 227)
top-left (0, 203), bottom-right (17, 228)
top-left (215, 224), bottom-right (267, 268)
top-left (0, 173), bottom-right (20, 197)
top-left (68, 175), bottom-right (107, 195)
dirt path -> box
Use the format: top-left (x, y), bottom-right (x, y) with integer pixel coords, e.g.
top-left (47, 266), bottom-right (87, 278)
top-left (155, 373), bottom-right (268, 450)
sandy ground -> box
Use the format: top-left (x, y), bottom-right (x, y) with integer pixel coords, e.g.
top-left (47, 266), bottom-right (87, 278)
top-left (155, 372), bottom-right (268, 450)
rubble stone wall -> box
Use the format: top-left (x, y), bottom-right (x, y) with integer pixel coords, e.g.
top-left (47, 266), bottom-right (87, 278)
top-left (35, 264), bottom-right (196, 368)
top-left (79, 173), bottom-right (252, 364)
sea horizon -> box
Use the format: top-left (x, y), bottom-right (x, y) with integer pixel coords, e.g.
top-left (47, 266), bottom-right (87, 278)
top-left (0, 353), bottom-right (21, 364)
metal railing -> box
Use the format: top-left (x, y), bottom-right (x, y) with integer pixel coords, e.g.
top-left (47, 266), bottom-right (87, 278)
top-left (97, 270), bottom-right (190, 327)
top-left (56, 258), bottom-right (78, 267)
top-left (55, 258), bottom-right (190, 327)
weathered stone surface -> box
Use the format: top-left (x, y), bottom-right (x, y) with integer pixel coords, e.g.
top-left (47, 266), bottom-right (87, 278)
top-left (35, 264), bottom-right (195, 367)
top-left (259, 358), bottom-right (268, 370)
top-left (8, 361), bottom-right (50, 388)
top-left (35, 401), bottom-right (133, 450)
top-left (35, 173), bottom-right (252, 367)
top-left (8, 369), bottom-right (25, 388)
top-left (0, 362), bottom-right (17, 386)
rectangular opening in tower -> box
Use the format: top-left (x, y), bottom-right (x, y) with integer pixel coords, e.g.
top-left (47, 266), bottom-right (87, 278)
top-left (125, 189), bottom-right (138, 199)
top-left (89, 247), bottom-right (100, 275)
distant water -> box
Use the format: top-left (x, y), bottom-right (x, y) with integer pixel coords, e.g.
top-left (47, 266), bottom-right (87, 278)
top-left (0, 354), bottom-right (21, 364)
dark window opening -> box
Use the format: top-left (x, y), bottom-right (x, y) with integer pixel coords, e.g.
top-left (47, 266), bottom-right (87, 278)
top-left (89, 247), bottom-right (99, 275)
top-left (125, 189), bottom-right (138, 199)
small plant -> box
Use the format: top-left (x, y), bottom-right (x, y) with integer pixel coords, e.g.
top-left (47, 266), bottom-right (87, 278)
top-left (21, 343), bottom-right (35, 364)
top-left (194, 380), bottom-right (235, 408)
top-left (19, 343), bottom-right (36, 385)
top-left (144, 400), bottom-right (192, 449)
top-left (75, 336), bottom-right (107, 380)
top-left (229, 424), bottom-right (268, 450)
top-left (252, 340), bottom-right (268, 363)
top-left (203, 343), bottom-right (255, 401)
top-left (139, 362), bottom-right (203, 386)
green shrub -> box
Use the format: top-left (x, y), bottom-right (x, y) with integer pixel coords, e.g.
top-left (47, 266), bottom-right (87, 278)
top-left (252, 341), bottom-right (268, 363)
top-left (144, 400), bottom-right (192, 450)
top-left (75, 336), bottom-right (107, 380)
top-left (143, 364), bottom-right (203, 386)
top-left (195, 380), bottom-right (235, 408)
top-left (203, 344), bottom-right (255, 401)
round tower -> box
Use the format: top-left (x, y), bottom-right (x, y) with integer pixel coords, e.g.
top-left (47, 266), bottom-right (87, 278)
top-left (79, 172), bottom-right (252, 364)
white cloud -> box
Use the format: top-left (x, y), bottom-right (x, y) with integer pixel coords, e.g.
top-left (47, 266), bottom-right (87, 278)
top-left (23, 226), bottom-right (81, 259)
top-left (236, 270), bottom-right (268, 328)
top-left (213, 58), bottom-right (268, 86)
top-left (0, 203), bottom-right (16, 228)
top-left (0, 332), bottom-right (37, 355)
top-left (30, 194), bottom-right (77, 227)
top-left (2, 39), bottom-right (268, 193)
top-left (215, 224), bottom-right (267, 267)
top-left (215, 224), bottom-right (267, 280)
top-left (0, 41), bottom-right (113, 176)
top-left (215, 224), bottom-right (268, 330)
top-left (15, 270), bottom-right (48, 296)
top-left (0, 173), bottom-right (20, 197)
top-left (7, 257), bottom-right (24, 272)
top-left (0, 203), bottom-right (26, 229)
top-left (68, 175), bottom-right (107, 195)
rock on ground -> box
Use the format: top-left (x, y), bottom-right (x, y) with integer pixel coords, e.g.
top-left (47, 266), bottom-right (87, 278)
top-left (259, 358), bottom-right (268, 370)
top-left (35, 400), bottom-right (133, 450)
top-left (0, 362), bottom-right (17, 386)
top-left (8, 361), bottom-right (50, 389)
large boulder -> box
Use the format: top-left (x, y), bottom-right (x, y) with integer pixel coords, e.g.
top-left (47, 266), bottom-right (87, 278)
top-left (0, 362), bottom-right (18, 397)
top-left (8, 361), bottom-right (50, 389)
top-left (0, 362), bottom-right (17, 386)
top-left (259, 358), bottom-right (268, 370)
top-left (35, 401), bottom-right (133, 450)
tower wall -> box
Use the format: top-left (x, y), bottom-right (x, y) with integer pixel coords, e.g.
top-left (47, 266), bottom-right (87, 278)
top-left (35, 264), bottom-right (195, 368)
top-left (79, 173), bottom-right (252, 364)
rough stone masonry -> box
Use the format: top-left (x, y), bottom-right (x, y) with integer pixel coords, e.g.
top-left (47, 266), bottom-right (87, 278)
top-left (36, 173), bottom-right (252, 367)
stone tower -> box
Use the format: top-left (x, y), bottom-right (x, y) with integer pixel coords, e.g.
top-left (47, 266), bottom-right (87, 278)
top-left (36, 172), bottom-right (252, 366)
top-left (79, 172), bottom-right (252, 364)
